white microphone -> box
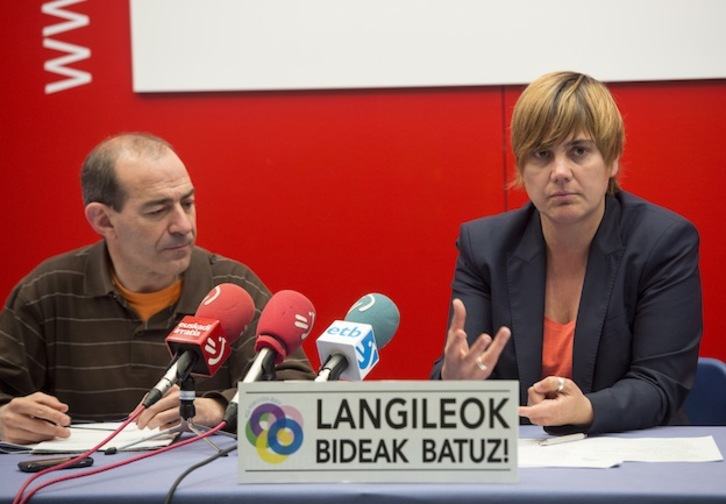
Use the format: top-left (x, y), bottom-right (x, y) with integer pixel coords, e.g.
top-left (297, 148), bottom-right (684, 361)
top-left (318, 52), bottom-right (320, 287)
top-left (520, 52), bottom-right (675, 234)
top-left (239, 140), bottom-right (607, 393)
top-left (315, 293), bottom-right (400, 382)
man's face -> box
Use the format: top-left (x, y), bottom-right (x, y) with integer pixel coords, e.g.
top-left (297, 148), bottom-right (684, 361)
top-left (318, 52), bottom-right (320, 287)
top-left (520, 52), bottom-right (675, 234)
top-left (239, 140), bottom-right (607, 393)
top-left (105, 149), bottom-right (197, 292)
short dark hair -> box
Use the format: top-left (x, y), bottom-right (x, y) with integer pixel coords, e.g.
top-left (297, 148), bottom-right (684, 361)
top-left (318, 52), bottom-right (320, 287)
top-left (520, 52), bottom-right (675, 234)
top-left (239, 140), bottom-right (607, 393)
top-left (81, 132), bottom-right (175, 211)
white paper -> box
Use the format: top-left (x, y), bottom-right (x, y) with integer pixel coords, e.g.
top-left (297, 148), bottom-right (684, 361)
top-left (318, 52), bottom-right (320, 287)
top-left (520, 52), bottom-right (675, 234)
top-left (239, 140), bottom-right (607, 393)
top-left (29, 422), bottom-right (177, 454)
top-left (520, 436), bottom-right (724, 468)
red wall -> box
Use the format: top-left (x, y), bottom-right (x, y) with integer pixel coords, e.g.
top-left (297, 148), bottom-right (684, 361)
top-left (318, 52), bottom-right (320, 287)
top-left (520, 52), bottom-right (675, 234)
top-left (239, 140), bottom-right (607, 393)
top-left (2, 2), bottom-right (724, 381)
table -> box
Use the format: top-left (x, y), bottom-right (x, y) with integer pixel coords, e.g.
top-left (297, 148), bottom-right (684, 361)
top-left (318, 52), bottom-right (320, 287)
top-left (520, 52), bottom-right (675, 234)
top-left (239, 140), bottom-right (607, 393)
top-left (2, 426), bottom-right (724, 503)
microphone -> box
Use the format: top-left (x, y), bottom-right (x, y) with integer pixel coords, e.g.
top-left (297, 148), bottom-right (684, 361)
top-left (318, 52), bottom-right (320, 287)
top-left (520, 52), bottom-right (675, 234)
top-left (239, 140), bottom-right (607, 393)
top-left (314, 292), bottom-right (400, 382)
top-left (222, 290), bottom-right (315, 426)
top-left (142, 283), bottom-right (255, 408)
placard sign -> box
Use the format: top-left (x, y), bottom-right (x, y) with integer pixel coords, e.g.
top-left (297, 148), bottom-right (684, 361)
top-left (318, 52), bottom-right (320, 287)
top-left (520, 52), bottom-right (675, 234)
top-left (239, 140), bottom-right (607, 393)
top-left (237, 380), bottom-right (518, 483)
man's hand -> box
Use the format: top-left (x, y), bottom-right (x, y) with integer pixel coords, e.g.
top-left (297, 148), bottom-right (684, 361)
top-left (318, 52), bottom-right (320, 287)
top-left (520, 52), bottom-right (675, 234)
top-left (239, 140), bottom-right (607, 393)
top-left (135, 385), bottom-right (225, 431)
top-left (0, 392), bottom-right (71, 445)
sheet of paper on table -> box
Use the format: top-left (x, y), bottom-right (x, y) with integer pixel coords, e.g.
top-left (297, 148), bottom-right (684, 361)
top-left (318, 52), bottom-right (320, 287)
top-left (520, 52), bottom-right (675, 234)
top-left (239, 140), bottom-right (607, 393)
top-left (1, 422), bottom-right (178, 455)
top-left (519, 435), bottom-right (724, 468)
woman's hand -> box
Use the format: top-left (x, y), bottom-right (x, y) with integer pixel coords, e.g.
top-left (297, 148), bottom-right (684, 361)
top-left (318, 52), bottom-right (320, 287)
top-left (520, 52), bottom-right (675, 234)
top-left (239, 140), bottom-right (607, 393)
top-left (518, 376), bottom-right (594, 427)
top-left (441, 298), bottom-right (511, 380)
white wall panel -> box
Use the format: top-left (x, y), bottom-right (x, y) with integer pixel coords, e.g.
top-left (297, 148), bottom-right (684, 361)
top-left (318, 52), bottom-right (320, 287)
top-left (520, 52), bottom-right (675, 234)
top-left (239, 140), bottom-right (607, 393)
top-left (130, 0), bottom-right (726, 92)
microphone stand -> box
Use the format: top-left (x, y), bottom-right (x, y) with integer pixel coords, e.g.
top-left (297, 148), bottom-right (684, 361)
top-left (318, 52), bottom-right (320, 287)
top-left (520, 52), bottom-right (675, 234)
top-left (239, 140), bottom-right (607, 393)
top-left (242, 348), bottom-right (278, 383)
top-left (107, 375), bottom-right (224, 454)
top-left (175, 375), bottom-right (224, 453)
top-left (222, 354), bottom-right (278, 428)
top-left (314, 354), bottom-right (348, 382)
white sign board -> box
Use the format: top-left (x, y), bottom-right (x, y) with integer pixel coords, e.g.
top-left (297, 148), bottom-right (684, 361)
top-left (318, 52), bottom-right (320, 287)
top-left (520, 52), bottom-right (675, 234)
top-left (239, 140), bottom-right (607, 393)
top-left (237, 380), bottom-right (519, 483)
top-left (130, 0), bottom-right (726, 92)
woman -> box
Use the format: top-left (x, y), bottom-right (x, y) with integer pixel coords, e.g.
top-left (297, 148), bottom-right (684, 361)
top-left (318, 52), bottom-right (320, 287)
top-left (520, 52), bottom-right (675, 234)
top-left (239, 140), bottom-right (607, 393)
top-left (430, 71), bottom-right (702, 434)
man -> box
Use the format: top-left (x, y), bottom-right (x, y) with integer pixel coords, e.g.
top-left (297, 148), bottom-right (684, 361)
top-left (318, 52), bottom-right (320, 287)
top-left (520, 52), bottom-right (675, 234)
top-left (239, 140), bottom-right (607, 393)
top-left (0, 132), bottom-right (315, 444)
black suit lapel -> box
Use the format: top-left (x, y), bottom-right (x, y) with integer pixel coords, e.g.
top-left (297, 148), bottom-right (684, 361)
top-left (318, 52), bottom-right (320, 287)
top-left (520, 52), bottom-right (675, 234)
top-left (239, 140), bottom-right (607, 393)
top-left (573, 196), bottom-right (624, 393)
top-left (507, 212), bottom-right (547, 401)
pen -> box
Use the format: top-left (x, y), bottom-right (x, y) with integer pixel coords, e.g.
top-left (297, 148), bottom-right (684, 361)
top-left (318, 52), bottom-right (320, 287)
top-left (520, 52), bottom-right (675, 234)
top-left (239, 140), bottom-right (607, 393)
top-left (32, 417), bottom-right (70, 428)
top-left (70, 425), bottom-right (117, 432)
top-left (539, 433), bottom-right (587, 446)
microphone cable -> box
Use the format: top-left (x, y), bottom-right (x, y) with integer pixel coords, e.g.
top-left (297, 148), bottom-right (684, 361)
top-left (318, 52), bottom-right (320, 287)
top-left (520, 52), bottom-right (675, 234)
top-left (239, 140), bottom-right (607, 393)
top-left (162, 442), bottom-right (238, 504)
top-left (15, 419), bottom-right (230, 504)
top-left (13, 405), bottom-right (146, 504)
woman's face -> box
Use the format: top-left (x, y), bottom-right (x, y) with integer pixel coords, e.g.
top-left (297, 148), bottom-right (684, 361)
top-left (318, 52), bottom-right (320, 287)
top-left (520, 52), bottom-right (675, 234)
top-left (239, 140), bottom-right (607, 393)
top-left (521, 134), bottom-right (618, 231)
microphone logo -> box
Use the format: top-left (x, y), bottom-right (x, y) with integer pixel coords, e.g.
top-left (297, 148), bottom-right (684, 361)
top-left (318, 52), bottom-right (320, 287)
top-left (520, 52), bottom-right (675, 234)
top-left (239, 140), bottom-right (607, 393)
top-left (246, 403), bottom-right (304, 464)
top-left (356, 332), bottom-right (379, 370)
top-left (294, 311), bottom-right (315, 341)
top-left (201, 285), bottom-right (223, 305)
top-left (348, 293), bottom-right (376, 313)
top-left (204, 334), bottom-right (228, 366)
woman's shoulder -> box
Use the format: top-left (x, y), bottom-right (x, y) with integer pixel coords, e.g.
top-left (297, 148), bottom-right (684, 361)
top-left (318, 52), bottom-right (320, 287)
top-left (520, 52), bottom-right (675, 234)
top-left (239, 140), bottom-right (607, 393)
top-left (458, 203), bottom-right (541, 259)
top-left (615, 191), bottom-right (697, 234)
top-left (462, 202), bottom-right (536, 233)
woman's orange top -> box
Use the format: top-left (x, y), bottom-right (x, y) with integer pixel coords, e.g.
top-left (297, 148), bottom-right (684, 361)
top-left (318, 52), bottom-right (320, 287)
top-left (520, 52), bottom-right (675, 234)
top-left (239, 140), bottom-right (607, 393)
top-left (541, 316), bottom-right (575, 379)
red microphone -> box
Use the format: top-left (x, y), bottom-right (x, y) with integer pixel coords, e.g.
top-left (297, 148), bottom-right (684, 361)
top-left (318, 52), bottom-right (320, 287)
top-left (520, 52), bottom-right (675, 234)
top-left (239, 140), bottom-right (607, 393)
top-left (252, 289), bottom-right (316, 369)
top-left (222, 289), bottom-right (315, 426)
top-left (165, 283), bottom-right (255, 376)
top-left (143, 283), bottom-right (255, 408)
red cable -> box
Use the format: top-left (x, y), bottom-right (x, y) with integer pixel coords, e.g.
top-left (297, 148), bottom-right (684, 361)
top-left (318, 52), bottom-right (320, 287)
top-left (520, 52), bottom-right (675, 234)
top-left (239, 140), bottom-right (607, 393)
top-left (16, 419), bottom-right (227, 504)
top-left (13, 406), bottom-right (145, 504)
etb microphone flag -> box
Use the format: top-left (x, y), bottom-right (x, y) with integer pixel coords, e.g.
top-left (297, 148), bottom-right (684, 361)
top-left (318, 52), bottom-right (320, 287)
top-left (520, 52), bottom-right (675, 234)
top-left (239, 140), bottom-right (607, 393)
top-left (316, 320), bottom-right (379, 381)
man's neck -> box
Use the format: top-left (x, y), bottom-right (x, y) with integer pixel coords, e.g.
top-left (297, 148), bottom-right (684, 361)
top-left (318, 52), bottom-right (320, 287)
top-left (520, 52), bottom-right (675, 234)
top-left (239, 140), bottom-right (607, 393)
top-left (111, 266), bottom-right (179, 293)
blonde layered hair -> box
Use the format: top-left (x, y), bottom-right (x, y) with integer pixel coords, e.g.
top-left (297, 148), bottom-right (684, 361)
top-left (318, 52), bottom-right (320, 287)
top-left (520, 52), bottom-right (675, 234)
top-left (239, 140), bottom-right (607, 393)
top-left (510, 71), bottom-right (625, 194)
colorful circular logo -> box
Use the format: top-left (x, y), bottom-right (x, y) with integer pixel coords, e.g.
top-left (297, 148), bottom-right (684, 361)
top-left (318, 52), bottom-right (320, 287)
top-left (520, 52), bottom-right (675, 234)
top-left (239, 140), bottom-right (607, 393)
top-left (245, 403), bottom-right (304, 463)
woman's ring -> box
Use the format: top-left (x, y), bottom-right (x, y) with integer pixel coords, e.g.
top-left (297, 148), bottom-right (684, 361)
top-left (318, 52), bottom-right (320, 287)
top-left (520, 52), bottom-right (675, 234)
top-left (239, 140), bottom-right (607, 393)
top-left (476, 355), bottom-right (488, 372)
top-left (556, 376), bottom-right (565, 393)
